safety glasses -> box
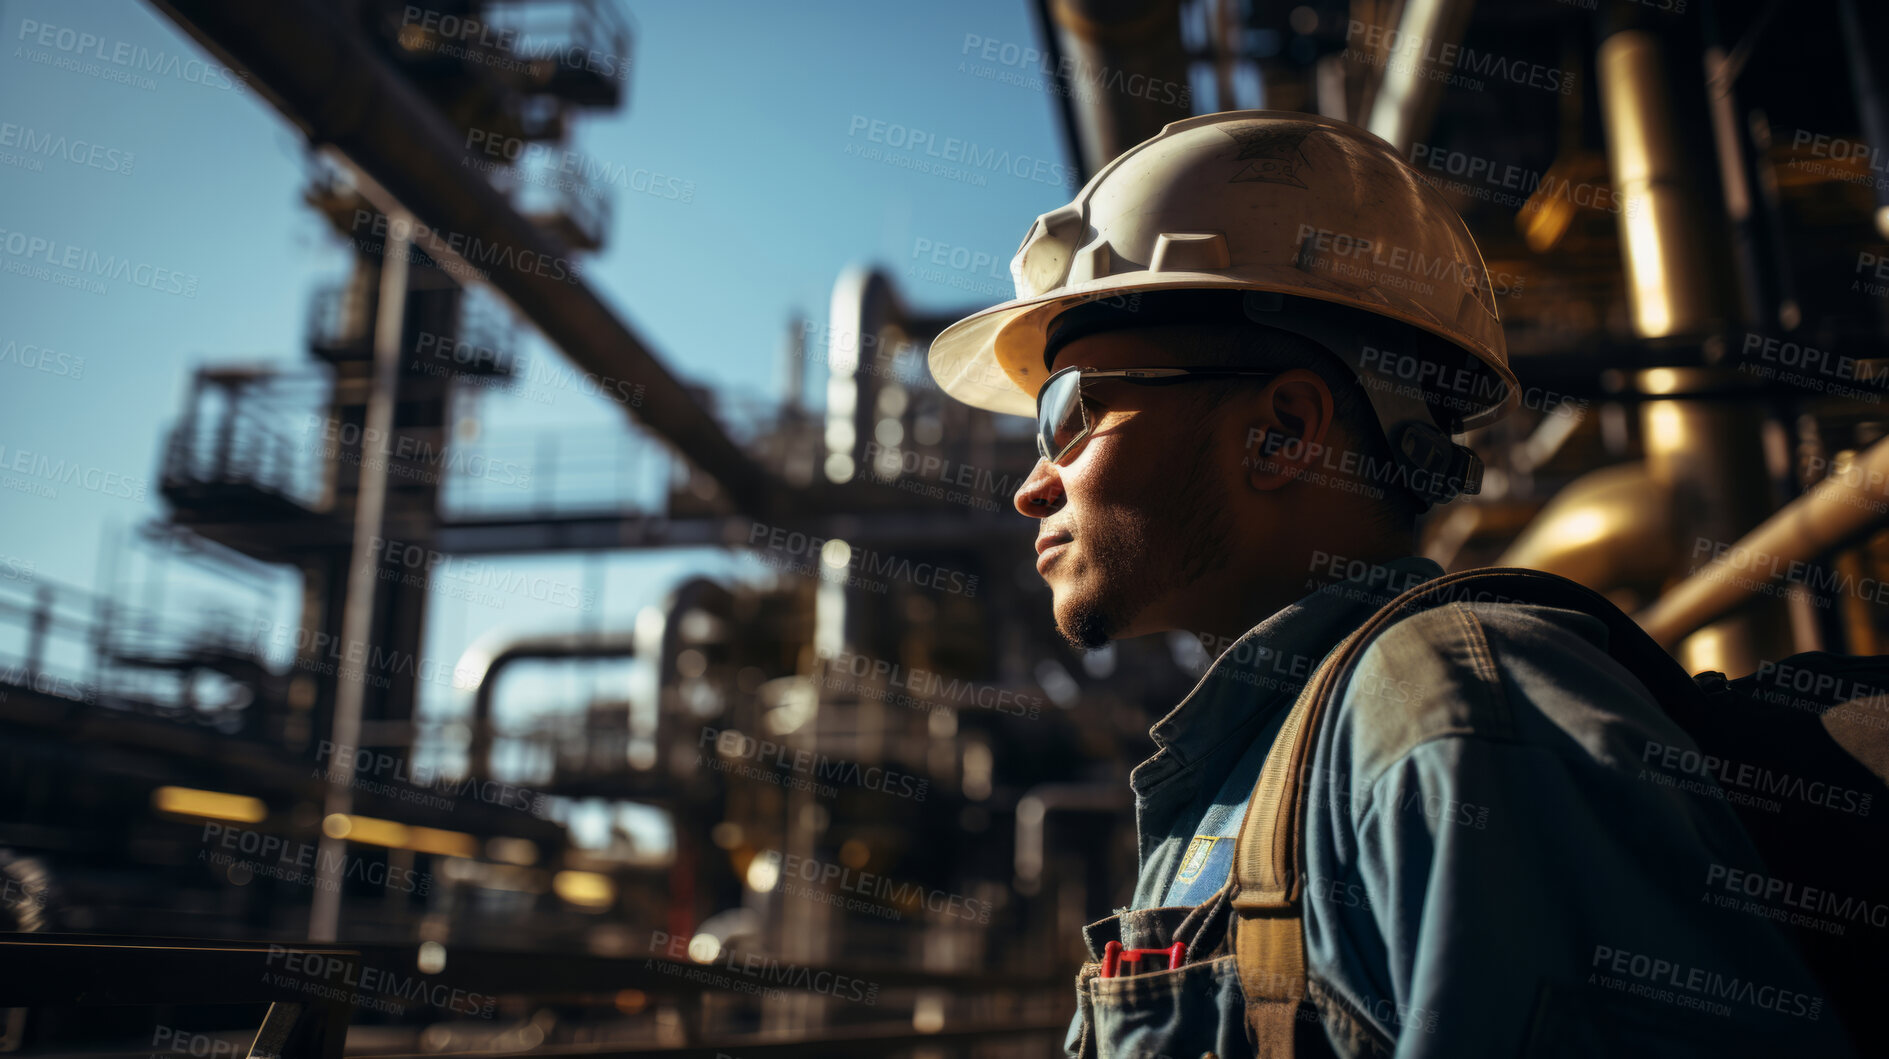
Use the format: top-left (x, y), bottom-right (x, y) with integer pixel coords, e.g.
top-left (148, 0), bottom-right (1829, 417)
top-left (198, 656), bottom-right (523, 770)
top-left (1034, 365), bottom-right (1284, 465)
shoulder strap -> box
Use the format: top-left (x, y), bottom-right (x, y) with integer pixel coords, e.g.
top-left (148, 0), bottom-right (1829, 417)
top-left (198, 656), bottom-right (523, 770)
top-left (1228, 566), bottom-right (1686, 1050)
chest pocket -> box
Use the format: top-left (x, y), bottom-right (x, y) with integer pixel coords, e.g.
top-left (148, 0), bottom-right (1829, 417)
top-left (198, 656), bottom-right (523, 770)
top-left (1073, 719), bottom-right (1310, 1059)
top-left (1072, 907), bottom-right (1259, 1059)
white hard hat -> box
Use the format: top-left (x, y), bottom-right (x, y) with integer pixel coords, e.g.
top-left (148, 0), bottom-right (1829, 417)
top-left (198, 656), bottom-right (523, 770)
top-left (928, 110), bottom-right (1521, 432)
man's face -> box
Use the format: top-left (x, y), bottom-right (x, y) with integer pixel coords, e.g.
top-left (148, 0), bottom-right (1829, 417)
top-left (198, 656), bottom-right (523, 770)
top-left (1014, 330), bottom-right (1238, 649)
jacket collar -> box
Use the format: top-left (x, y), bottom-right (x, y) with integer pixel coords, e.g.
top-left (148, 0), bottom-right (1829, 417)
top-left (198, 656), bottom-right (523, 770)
top-left (1140, 555), bottom-right (1444, 780)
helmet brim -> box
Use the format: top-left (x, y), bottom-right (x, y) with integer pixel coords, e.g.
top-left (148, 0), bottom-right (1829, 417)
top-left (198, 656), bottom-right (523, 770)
top-left (929, 270), bottom-right (1523, 431)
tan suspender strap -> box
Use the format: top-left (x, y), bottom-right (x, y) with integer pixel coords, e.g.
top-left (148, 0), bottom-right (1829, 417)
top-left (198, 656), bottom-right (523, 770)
top-left (1233, 629), bottom-right (1360, 910)
top-left (1229, 633), bottom-right (1355, 1047)
top-left (1236, 912), bottom-right (1316, 1051)
top-left (1226, 567), bottom-right (1575, 1047)
top-left (1233, 568), bottom-right (1558, 904)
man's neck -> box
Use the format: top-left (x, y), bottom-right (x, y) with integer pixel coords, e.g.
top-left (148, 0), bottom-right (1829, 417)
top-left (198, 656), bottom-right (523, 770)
top-left (1168, 537), bottom-right (1418, 652)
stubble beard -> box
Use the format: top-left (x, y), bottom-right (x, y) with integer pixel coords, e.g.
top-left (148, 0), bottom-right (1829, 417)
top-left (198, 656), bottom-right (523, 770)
top-left (1056, 431), bottom-right (1235, 650)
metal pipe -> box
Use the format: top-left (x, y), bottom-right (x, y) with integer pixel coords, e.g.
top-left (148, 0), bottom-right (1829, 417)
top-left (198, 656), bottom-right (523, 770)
top-left (1701, 1), bottom-right (1794, 331)
top-left (1595, 15), bottom-right (1781, 668)
top-left (824, 265), bottom-right (976, 492)
top-left (1014, 782), bottom-right (1130, 895)
top-left (1364, 0), bottom-right (1478, 154)
top-left (1835, 0), bottom-right (1889, 240)
top-left (826, 267), bottom-right (897, 489)
top-left (146, 0), bottom-right (781, 519)
top-left (461, 630), bottom-right (640, 779)
top-left (24, 586), bottom-right (52, 678)
top-left (1637, 371), bottom-right (1790, 671)
top-left (1495, 462), bottom-right (1675, 596)
top-left (310, 213), bottom-right (410, 942)
top-left (1597, 29), bottom-right (1727, 339)
top-left (1637, 434), bottom-right (1889, 647)
top-left (1043, 0), bottom-right (1192, 178)
top-left (1028, 0), bottom-right (1091, 185)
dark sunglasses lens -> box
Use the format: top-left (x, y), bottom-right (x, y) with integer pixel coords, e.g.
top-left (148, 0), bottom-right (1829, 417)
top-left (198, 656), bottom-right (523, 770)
top-left (1039, 371), bottom-right (1084, 460)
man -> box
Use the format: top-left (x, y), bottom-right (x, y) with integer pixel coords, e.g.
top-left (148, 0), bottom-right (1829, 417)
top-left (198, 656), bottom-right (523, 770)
top-left (928, 112), bottom-right (1851, 1057)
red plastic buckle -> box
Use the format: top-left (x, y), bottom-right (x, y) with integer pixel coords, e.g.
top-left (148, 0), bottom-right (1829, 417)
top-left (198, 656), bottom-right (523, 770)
top-left (1099, 939), bottom-right (1187, 978)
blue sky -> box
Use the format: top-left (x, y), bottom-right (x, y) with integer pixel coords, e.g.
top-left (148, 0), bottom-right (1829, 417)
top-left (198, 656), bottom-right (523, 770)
top-left (0, 0), bottom-right (1076, 733)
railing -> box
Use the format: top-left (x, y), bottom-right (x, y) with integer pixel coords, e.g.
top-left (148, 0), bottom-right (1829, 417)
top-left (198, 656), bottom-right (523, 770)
top-left (483, 0), bottom-right (634, 91)
top-left (301, 151), bottom-right (373, 232)
top-left (509, 153), bottom-right (615, 250)
top-left (0, 539), bottom-right (284, 721)
top-left (0, 936), bottom-right (355, 1059)
top-left (380, 0), bottom-right (633, 110)
top-left (0, 574), bottom-right (98, 703)
top-left (494, 705), bottom-right (643, 787)
top-left (0, 934), bottom-right (1070, 1058)
top-left (456, 287), bottom-right (522, 374)
top-left (162, 368), bottom-right (333, 511)
top-left (708, 390), bottom-right (795, 450)
top-left (438, 426), bottom-right (675, 519)
top-left (306, 280), bottom-right (374, 358)
top-left (315, 276), bottom-right (522, 376)
top-left (434, 391), bottom-right (814, 521)
top-left (102, 603), bottom-right (275, 674)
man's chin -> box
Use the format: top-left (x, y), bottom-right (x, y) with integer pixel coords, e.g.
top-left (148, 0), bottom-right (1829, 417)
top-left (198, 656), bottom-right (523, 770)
top-left (1053, 591), bottom-right (1130, 651)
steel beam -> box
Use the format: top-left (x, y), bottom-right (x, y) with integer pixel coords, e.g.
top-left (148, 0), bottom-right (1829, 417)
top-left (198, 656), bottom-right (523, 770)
top-left (434, 506), bottom-right (1019, 556)
top-left (145, 0), bottom-right (781, 518)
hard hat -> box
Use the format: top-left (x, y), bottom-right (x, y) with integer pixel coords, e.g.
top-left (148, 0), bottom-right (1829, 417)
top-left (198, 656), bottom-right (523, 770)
top-left (928, 110), bottom-right (1521, 433)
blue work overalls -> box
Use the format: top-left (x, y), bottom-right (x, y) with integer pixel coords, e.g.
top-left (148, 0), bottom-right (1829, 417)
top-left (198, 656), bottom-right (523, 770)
top-left (1066, 557), bottom-right (1855, 1058)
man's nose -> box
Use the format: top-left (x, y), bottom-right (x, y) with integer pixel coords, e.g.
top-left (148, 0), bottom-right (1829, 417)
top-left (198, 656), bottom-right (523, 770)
top-left (1013, 458), bottom-right (1063, 517)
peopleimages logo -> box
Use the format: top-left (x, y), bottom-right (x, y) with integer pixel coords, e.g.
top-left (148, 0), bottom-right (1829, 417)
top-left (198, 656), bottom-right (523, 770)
top-left (1739, 332), bottom-right (1889, 387)
top-left (859, 440), bottom-right (1025, 497)
top-left (1749, 659), bottom-right (1889, 730)
top-left (1705, 863), bottom-right (1889, 933)
top-left (348, 210), bottom-right (583, 285)
top-left (0, 663), bottom-right (93, 703)
top-left (315, 740), bottom-right (539, 814)
top-left (1294, 223), bottom-right (1524, 298)
top-left (1246, 433), bottom-right (1471, 502)
top-left (245, 619), bottom-right (477, 695)
top-left (815, 647), bottom-right (1042, 719)
top-left (0, 228), bottom-right (199, 296)
top-left (200, 823), bottom-right (433, 895)
top-left (463, 129), bottom-right (694, 204)
top-left (700, 726), bottom-right (929, 802)
top-left (1590, 944), bottom-right (1824, 1021)
top-left (150, 1026), bottom-right (245, 1057)
top-left (844, 115), bottom-right (1073, 190)
top-left (1690, 536), bottom-right (1889, 602)
top-left (1641, 738), bottom-right (1873, 816)
top-left (372, 534), bottom-right (594, 612)
top-left (0, 120), bottom-right (135, 175)
top-left (747, 522), bottom-right (979, 598)
top-left (400, 5), bottom-right (631, 82)
top-left (760, 849), bottom-right (994, 924)
top-left (0, 442), bottom-right (146, 500)
top-left (264, 945), bottom-right (495, 1017)
top-left (1300, 761), bottom-right (1490, 831)
top-left (957, 33), bottom-right (1191, 108)
top-left (1344, 20), bottom-right (1574, 96)
top-left (305, 415), bottom-right (532, 489)
top-left (1408, 143), bottom-right (1628, 215)
top-left (1356, 343), bottom-right (1585, 419)
top-left (1788, 129), bottom-right (1889, 189)
top-left (0, 339), bottom-right (82, 378)
top-left (14, 18), bottom-right (248, 93)
top-left (647, 931), bottom-right (879, 1005)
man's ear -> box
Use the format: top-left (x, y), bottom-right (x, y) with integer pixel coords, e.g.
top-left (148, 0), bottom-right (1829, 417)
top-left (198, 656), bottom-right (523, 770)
top-left (1240, 370), bottom-right (1337, 492)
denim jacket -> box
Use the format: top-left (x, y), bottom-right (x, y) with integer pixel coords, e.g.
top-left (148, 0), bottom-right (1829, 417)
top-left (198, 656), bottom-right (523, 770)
top-left (1066, 557), bottom-right (1855, 1058)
